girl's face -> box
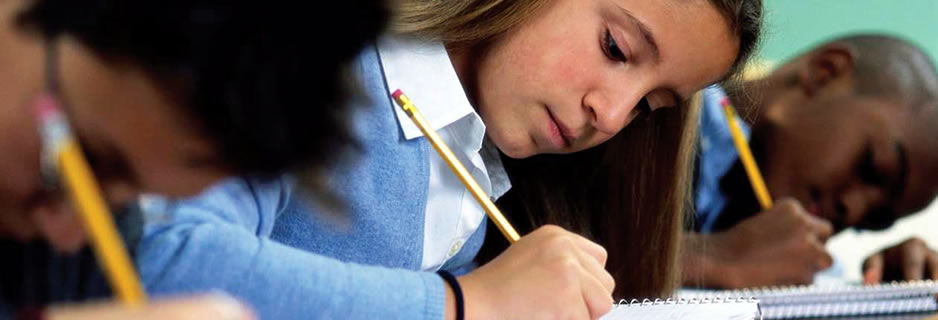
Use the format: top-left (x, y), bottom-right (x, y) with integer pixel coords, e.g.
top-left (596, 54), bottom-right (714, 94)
top-left (469, 0), bottom-right (739, 158)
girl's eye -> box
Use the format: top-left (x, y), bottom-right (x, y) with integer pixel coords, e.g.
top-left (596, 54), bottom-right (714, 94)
top-left (602, 29), bottom-right (628, 62)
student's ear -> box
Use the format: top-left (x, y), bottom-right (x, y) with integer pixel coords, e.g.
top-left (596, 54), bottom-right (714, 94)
top-left (797, 44), bottom-right (857, 97)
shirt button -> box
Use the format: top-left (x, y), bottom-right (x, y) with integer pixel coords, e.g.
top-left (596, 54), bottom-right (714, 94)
top-left (448, 240), bottom-right (464, 257)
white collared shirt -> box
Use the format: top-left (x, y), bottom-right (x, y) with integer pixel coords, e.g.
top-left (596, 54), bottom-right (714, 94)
top-left (377, 35), bottom-right (512, 271)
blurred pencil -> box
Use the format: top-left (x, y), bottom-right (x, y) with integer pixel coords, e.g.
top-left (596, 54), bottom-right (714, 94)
top-left (36, 95), bottom-right (146, 305)
top-left (721, 97), bottom-right (773, 210)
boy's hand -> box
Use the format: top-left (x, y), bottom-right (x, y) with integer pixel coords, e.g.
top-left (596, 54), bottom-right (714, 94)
top-left (863, 237), bottom-right (938, 284)
top-left (687, 198), bottom-right (833, 288)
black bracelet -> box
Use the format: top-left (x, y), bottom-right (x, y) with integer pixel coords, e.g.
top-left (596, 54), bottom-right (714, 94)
top-left (437, 270), bottom-right (465, 320)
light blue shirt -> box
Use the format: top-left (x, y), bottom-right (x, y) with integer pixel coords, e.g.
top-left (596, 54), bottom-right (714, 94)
top-left (695, 85), bottom-right (749, 232)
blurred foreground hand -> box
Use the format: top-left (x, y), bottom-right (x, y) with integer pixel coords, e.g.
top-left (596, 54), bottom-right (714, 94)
top-left (46, 294), bottom-right (254, 320)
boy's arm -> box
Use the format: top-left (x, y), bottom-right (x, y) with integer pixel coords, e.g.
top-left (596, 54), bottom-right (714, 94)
top-left (682, 199), bottom-right (834, 288)
top-left (681, 232), bottom-right (735, 288)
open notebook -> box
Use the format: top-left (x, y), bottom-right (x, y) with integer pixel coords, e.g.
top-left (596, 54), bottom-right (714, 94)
top-left (681, 280), bottom-right (938, 319)
top-left (600, 297), bottom-right (762, 320)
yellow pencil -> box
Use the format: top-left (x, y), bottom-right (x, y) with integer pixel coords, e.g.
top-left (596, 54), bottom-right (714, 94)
top-left (391, 89), bottom-right (521, 243)
top-left (721, 97), bottom-right (773, 210)
top-left (37, 95), bottom-right (147, 305)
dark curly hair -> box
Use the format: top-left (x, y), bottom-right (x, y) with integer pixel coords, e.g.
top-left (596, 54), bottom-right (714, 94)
top-left (17, 0), bottom-right (388, 178)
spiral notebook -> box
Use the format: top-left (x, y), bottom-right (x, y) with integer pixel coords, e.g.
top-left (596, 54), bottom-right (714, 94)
top-left (600, 297), bottom-right (762, 320)
top-left (681, 280), bottom-right (938, 319)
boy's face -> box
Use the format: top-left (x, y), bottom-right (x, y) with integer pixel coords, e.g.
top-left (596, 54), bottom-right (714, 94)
top-left (752, 94), bottom-right (937, 232)
top-left (0, 38), bottom-right (228, 252)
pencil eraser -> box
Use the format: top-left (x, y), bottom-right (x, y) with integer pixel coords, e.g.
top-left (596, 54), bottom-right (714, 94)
top-left (33, 93), bottom-right (61, 120)
top-left (720, 97), bottom-right (731, 107)
top-left (391, 89), bottom-right (404, 101)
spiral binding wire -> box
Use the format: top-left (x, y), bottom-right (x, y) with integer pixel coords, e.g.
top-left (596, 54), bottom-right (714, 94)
top-left (683, 280), bottom-right (938, 305)
top-left (680, 280), bottom-right (938, 319)
top-left (761, 295), bottom-right (938, 319)
top-left (610, 297), bottom-right (763, 320)
top-left (616, 297), bottom-right (761, 306)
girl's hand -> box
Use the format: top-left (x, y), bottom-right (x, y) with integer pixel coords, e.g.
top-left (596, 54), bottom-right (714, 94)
top-left (454, 225), bottom-right (615, 320)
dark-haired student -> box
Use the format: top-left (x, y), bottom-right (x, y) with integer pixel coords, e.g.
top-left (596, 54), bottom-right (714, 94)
top-left (684, 34), bottom-right (938, 289)
top-left (0, 0), bottom-right (386, 318)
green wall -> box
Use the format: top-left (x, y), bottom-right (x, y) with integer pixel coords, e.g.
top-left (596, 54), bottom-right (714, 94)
top-left (757, 0), bottom-right (938, 64)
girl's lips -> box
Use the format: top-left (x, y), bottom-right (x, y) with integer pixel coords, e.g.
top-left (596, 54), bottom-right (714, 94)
top-left (546, 108), bottom-right (571, 149)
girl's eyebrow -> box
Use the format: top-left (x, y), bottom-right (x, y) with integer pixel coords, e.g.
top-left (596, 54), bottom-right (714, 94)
top-left (617, 7), bottom-right (660, 64)
top-left (616, 6), bottom-right (692, 103)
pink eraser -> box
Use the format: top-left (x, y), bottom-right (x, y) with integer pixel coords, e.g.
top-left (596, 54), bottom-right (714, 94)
top-left (33, 93), bottom-right (60, 120)
top-left (391, 89), bottom-right (404, 101)
top-left (720, 97), bottom-right (731, 107)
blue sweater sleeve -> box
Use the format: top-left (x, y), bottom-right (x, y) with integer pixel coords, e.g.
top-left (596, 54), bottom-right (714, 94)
top-left (136, 178), bottom-right (446, 320)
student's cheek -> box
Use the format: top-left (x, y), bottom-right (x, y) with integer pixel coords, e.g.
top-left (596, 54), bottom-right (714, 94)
top-left (0, 203), bottom-right (39, 241)
top-left (31, 199), bottom-right (87, 253)
top-left (0, 131), bottom-right (46, 240)
top-left (546, 46), bottom-right (597, 87)
top-left (0, 177), bottom-right (44, 241)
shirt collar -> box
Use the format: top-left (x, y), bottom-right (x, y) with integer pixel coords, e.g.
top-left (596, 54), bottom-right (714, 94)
top-left (377, 35), bottom-right (477, 140)
top-left (377, 35), bottom-right (513, 198)
top-left (480, 138), bottom-right (512, 200)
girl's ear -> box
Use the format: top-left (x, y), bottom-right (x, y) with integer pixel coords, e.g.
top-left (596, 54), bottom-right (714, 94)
top-left (796, 44), bottom-right (857, 97)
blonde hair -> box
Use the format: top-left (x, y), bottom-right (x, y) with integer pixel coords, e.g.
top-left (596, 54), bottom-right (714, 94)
top-left (391, 0), bottom-right (546, 44)
top-left (394, 0), bottom-right (762, 298)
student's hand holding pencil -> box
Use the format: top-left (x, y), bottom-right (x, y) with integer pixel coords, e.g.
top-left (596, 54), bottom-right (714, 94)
top-left (453, 225), bottom-right (615, 320)
top-left (392, 90), bottom-right (613, 318)
top-left (693, 198), bottom-right (834, 288)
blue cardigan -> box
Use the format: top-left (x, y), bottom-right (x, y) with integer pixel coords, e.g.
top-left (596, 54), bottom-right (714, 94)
top-left (136, 45), bottom-right (487, 320)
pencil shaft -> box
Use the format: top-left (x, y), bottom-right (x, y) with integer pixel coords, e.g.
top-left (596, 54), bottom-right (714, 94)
top-left (59, 139), bottom-right (146, 305)
top-left (393, 91), bottom-right (521, 243)
top-left (722, 105), bottom-right (773, 210)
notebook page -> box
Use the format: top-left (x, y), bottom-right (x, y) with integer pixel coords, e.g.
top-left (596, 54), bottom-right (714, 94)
top-left (601, 298), bottom-right (761, 320)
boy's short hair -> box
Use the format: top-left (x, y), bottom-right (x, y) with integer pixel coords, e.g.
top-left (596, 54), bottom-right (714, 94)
top-left (837, 34), bottom-right (938, 110)
top-left (18, 1), bottom-right (388, 178)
